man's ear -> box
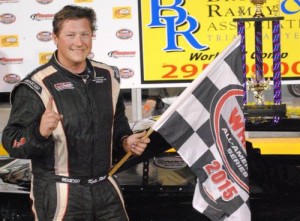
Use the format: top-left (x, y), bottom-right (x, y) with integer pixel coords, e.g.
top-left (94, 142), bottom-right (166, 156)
top-left (52, 33), bottom-right (58, 45)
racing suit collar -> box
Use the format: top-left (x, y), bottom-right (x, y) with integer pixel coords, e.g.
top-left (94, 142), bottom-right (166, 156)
top-left (51, 50), bottom-right (94, 79)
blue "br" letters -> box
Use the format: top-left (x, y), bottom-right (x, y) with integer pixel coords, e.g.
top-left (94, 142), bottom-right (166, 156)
top-left (148, 0), bottom-right (207, 51)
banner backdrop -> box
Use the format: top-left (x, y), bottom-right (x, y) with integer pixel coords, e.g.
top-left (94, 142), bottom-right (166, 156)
top-left (140, 0), bottom-right (300, 83)
top-left (0, 0), bottom-right (141, 92)
top-left (1, 0), bottom-right (300, 92)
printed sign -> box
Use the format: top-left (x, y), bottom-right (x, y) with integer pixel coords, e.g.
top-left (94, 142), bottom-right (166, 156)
top-left (139, 0), bottom-right (300, 83)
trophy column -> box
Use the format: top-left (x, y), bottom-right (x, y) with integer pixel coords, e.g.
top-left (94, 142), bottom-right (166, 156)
top-left (272, 20), bottom-right (282, 105)
top-left (233, 16), bottom-right (286, 121)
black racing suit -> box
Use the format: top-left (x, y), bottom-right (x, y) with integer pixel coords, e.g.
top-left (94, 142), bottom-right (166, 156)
top-left (2, 52), bottom-right (133, 220)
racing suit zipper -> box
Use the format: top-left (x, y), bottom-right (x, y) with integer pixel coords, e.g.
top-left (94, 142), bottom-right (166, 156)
top-left (85, 78), bottom-right (95, 177)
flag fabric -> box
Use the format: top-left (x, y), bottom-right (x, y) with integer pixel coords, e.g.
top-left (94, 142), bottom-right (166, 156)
top-left (151, 35), bottom-right (250, 221)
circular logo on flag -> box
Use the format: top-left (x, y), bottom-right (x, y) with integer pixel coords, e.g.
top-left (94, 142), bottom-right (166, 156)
top-left (210, 85), bottom-right (248, 192)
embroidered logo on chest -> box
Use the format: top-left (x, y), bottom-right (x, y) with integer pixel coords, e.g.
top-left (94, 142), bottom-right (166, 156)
top-left (93, 76), bottom-right (106, 83)
top-left (54, 82), bottom-right (74, 91)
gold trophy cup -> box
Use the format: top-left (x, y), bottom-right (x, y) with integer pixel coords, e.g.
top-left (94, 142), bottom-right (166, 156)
top-left (250, 0), bottom-right (267, 18)
top-left (247, 73), bottom-right (270, 105)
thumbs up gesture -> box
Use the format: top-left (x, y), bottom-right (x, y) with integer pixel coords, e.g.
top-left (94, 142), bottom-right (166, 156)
top-left (39, 97), bottom-right (63, 138)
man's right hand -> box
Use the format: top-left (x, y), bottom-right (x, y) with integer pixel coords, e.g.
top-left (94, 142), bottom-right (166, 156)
top-left (39, 97), bottom-right (63, 138)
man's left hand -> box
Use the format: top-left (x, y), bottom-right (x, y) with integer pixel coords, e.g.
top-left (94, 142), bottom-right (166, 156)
top-left (123, 131), bottom-right (150, 156)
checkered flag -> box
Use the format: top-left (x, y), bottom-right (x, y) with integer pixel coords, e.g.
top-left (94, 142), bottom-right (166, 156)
top-left (151, 35), bottom-right (251, 221)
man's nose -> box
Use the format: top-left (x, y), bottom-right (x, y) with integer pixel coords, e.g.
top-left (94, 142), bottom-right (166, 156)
top-left (74, 35), bottom-right (83, 45)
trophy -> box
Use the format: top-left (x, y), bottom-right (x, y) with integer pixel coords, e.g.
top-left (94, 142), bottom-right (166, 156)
top-left (245, 72), bottom-right (285, 119)
top-left (250, 0), bottom-right (266, 18)
top-left (233, 1), bottom-right (286, 120)
top-left (247, 73), bottom-right (270, 105)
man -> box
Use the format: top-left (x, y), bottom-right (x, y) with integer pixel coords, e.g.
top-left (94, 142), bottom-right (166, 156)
top-left (2, 5), bottom-right (150, 221)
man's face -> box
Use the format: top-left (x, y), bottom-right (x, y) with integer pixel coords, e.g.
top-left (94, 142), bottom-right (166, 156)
top-left (53, 18), bottom-right (93, 72)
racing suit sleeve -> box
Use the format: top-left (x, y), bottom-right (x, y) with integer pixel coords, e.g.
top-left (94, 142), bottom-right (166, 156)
top-left (112, 92), bottom-right (133, 159)
top-left (1, 85), bottom-right (54, 159)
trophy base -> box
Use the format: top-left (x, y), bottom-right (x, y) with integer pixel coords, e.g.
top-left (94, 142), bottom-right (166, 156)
top-left (253, 14), bottom-right (265, 18)
top-left (243, 104), bottom-right (287, 118)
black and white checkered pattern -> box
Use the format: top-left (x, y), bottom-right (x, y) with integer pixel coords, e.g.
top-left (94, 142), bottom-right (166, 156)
top-left (152, 36), bottom-right (250, 221)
